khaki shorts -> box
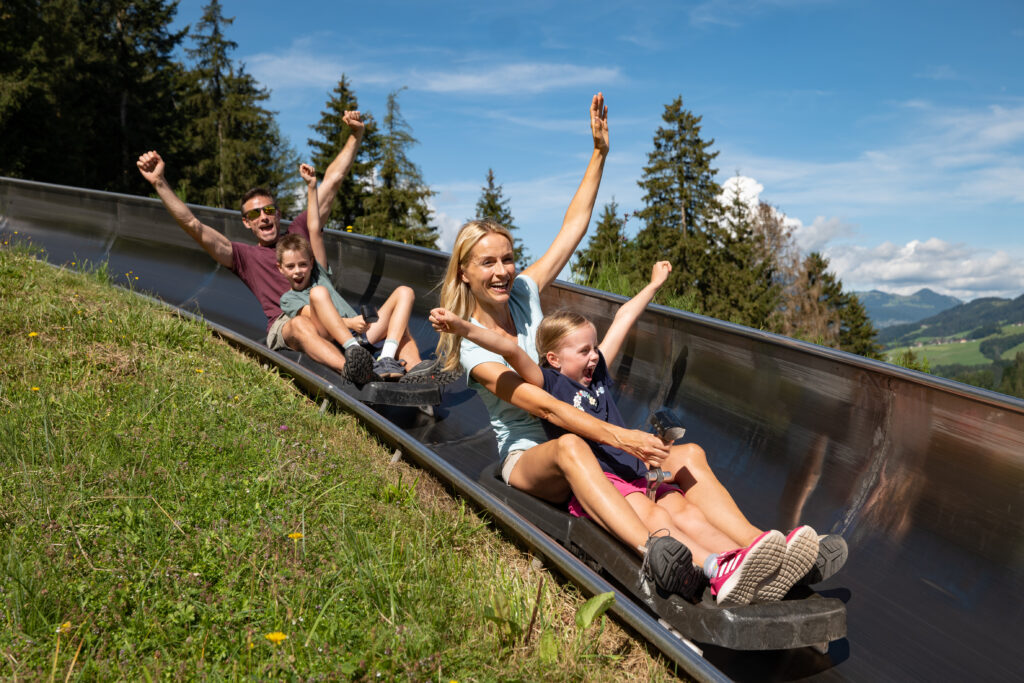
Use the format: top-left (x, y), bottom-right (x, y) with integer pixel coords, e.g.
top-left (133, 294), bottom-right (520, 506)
top-left (501, 449), bottom-right (527, 484)
top-left (266, 314), bottom-right (292, 350)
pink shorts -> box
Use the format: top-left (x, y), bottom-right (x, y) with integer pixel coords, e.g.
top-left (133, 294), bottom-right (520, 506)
top-left (567, 473), bottom-right (681, 518)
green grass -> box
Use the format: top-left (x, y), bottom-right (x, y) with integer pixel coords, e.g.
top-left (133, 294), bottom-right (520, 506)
top-left (886, 339), bottom-right (988, 366)
top-left (0, 246), bottom-right (680, 681)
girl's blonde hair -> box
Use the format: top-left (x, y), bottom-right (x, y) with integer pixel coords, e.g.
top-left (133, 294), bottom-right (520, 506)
top-left (436, 219), bottom-right (515, 372)
top-left (535, 309), bottom-right (593, 367)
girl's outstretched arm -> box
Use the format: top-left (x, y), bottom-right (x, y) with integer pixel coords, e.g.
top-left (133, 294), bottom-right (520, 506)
top-left (429, 308), bottom-right (544, 386)
top-left (599, 261), bottom-right (672, 363)
top-left (521, 93), bottom-right (609, 293)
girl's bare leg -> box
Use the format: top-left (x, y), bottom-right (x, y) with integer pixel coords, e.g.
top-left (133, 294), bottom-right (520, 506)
top-left (654, 491), bottom-right (738, 560)
top-left (663, 443), bottom-right (762, 547)
top-left (620, 492), bottom-right (715, 565)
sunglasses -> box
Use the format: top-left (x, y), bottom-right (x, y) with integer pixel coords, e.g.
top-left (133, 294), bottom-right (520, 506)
top-left (243, 204), bottom-right (278, 221)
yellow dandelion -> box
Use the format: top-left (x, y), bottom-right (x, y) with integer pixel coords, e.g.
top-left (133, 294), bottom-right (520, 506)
top-left (288, 532), bottom-right (303, 540)
top-left (248, 641), bottom-right (254, 650)
top-left (196, 369), bottom-right (204, 374)
top-left (31, 387), bottom-right (40, 392)
top-left (264, 632), bottom-right (287, 645)
top-left (28, 332), bottom-right (38, 337)
top-left (56, 621), bottom-right (71, 635)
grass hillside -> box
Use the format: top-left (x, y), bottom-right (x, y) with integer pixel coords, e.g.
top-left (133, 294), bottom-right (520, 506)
top-left (0, 246), bottom-right (679, 681)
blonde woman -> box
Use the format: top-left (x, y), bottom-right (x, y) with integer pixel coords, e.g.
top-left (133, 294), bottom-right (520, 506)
top-left (430, 94), bottom-right (705, 602)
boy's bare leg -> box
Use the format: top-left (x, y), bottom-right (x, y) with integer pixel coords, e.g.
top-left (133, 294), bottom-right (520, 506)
top-left (662, 443), bottom-right (763, 547)
top-left (309, 286), bottom-right (357, 347)
top-left (366, 286), bottom-right (422, 366)
top-left (281, 315), bottom-right (347, 373)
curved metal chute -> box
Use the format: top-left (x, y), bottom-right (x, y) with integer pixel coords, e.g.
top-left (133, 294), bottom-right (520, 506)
top-left (3, 177), bottom-right (1022, 681)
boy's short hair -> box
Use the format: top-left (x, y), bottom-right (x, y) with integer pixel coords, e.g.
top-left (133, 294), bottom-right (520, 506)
top-left (276, 234), bottom-right (313, 262)
top-left (240, 187), bottom-right (275, 213)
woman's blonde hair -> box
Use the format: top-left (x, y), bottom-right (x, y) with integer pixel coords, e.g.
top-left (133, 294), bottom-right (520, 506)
top-left (535, 309), bottom-right (593, 366)
top-left (436, 219), bottom-right (515, 372)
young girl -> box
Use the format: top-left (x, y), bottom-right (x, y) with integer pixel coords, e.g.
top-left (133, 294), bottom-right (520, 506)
top-left (276, 163), bottom-right (419, 384)
top-left (432, 261), bottom-right (820, 605)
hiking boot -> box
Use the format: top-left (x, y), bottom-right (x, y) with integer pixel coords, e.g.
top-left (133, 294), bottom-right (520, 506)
top-left (400, 356), bottom-right (463, 385)
top-left (798, 533), bottom-right (848, 586)
top-left (709, 530), bottom-right (785, 606)
top-left (373, 356), bottom-right (406, 381)
top-left (755, 526), bottom-right (819, 602)
top-left (640, 532), bottom-right (706, 603)
top-left (342, 345), bottom-right (378, 385)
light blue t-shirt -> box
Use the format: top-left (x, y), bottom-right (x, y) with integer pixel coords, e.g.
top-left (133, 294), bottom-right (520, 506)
top-left (459, 274), bottom-right (548, 460)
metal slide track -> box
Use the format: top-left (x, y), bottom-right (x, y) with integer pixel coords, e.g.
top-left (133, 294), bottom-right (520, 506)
top-left (3, 177), bottom-right (1022, 681)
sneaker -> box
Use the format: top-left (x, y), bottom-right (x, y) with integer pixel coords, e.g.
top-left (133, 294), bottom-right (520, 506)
top-left (755, 526), bottom-right (820, 602)
top-left (709, 530), bottom-right (785, 606)
top-left (798, 533), bottom-right (848, 586)
top-left (400, 357), bottom-right (463, 385)
top-left (373, 356), bottom-right (406, 380)
top-left (342, 345), bottom-right (379, 385)
top-left (640, 532), bottom-right (706, 603)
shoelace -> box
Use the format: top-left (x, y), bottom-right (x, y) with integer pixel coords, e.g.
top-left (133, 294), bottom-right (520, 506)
top-left (638, 528), bottom-right (672, 582)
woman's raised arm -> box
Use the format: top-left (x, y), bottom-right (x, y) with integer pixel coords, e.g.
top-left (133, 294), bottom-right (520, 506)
top-left (521, 93), bottom-right (609, 292)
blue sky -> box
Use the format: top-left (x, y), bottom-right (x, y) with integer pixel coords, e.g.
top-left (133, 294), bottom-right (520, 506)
top-left (172, 0), bottom-right (1024, 301)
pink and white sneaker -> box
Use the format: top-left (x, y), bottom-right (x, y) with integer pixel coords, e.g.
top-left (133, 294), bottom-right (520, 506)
top-left (755, 525), bottom-right (820, 602)
top-left (710, 530), bottom-right (785, 606)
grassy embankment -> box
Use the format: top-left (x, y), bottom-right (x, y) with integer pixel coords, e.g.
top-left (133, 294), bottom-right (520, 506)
top-left (0, 246), bottom-right (682, 680)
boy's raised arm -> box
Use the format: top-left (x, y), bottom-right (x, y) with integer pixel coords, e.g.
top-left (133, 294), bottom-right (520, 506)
top-left (136, 151), bottom-right (234, 269)
top-left (429, 308), bottom-right (545, 387)
top-left (599, 261), bottom-right (672, 363)
top-left (299, 163), bottom-right (327, 266)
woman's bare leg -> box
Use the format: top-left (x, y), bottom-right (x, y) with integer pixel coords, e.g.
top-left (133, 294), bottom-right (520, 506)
top-left (509, 434), bottom-right (652, 554)
top-left (662, 443), bottom-right (762, 547)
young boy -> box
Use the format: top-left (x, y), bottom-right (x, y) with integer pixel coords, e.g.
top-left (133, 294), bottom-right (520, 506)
top-left (431, 262), bottom-right (820, 606)
top-left (277, 163), bottom-right (419, 384)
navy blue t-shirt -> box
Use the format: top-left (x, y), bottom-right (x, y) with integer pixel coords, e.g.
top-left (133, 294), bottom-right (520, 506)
top-left (541, 352), bottom-right (647, 481)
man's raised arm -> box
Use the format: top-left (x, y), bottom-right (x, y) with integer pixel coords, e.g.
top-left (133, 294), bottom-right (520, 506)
top-left (136, 150), bottom-right (234, 269)
top-left (316, 110), bottom-right (365, 219)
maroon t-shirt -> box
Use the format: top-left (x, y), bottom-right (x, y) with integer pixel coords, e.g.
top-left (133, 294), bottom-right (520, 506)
top-left (230, 211), bottom-right (310, 333)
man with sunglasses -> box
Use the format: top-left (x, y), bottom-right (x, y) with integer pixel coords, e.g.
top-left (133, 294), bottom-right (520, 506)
top-left (135, 111), bottom-right (432, 381)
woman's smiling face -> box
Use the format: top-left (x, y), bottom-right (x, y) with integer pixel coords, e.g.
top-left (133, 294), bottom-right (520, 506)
top-left (462, 232), bottom-right (516, 306)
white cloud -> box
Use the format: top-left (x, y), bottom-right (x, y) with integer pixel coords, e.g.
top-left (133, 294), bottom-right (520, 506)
top-left (690, 0), bottom-right (832, 27)
top-left (826, 238), bottom-right (1024, 300)
top-left (412, 63), bottom-right (621, 95)
top-left (718, 175), bottom-right (854, 252)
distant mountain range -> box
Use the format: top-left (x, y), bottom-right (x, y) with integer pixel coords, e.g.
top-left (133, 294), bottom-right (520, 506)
top-left (876, 292), bottom-right (1024, 347)
top-left (855, 288), bottom-right (962, 329)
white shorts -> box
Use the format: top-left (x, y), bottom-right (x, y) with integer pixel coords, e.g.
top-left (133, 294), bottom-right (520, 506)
top-left (501, 449), bottom-right (527, 484)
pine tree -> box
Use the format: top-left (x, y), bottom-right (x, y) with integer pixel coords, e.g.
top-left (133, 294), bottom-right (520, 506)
top-left (356, 89), bottom-right (437, 248)
top-left (702, 181), bottom-right (781, 326)
top-left (307, 75), bottom-right (379, 229)
top-left (787, 252), bottom-right (881, 357)
top-left (633, 96), bottom-right (722, 304)
top-left (177, 0), bottom-right (296, 211)
top-left (474, 169), bottom-right (528, 268)
top-left (0, 0), bottom-right (185, 193)
top-left (572, 201), bottom-right (634, 288)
